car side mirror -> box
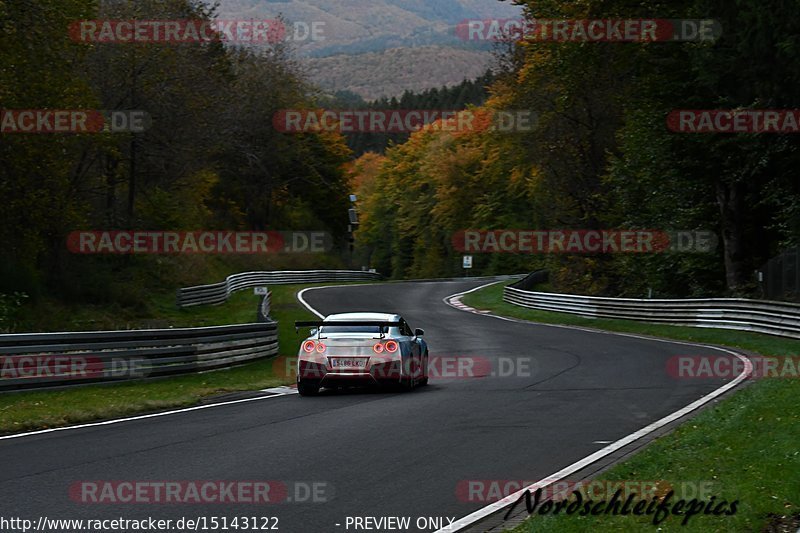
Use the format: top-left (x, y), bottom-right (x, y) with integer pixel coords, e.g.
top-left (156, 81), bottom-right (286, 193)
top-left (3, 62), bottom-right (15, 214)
top-left (414, 328), bottom-right (424, 337)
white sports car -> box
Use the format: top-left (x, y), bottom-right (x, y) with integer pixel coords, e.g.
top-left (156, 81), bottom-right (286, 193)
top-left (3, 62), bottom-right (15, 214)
top-left (294, 312), bottom-right (429, 396)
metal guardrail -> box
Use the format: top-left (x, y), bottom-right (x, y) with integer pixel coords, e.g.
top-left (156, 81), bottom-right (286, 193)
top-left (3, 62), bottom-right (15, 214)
top-left (0, 322), bottom-right (278, 392)
top-left (176, 270), bottom-right (383, 307)
top-left (503, 284), bottom-right (800, 340)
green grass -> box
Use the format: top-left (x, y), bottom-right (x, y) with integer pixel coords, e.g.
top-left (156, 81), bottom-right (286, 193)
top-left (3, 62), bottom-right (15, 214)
top-left (462, 282), bottom-right (800, 532)
top-left (0, 283), bottom-right (351, 435)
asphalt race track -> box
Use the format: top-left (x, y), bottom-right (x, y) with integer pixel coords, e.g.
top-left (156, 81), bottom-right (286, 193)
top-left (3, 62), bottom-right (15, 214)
top-left (0, 280), bottom-right (742, 533)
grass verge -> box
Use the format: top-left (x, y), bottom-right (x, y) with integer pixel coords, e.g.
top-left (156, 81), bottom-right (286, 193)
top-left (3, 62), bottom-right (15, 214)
top-left (461, 282), bottom-right (800, 532)
top-left (0, 283), bottom-right (348, 436)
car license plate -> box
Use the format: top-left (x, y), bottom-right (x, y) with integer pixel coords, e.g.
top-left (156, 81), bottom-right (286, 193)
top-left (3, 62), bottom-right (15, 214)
top-left (331, 358), bottom-right (366, 368)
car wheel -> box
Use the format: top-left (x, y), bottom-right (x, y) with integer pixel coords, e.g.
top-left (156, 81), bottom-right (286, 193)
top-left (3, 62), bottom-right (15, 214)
top-left (418, 352), bottom-right (429, 386)
top-left (400, 355), bottom-right (421, 390)
top-left (297, 380), bottom-right (320, 396)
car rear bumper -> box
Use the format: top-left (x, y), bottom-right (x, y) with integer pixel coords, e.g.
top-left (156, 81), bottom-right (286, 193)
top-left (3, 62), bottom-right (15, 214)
top-left (299, 360), bottom-right (404, 387)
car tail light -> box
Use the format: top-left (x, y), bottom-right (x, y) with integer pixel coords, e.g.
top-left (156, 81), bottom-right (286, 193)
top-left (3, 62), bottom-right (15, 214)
top-left (315, 342), bottom-right (327, 353)
top-left (384, 340), bottom-right (399, 353)
top-left (302, 340), bottom-right (316, 353)
top-left (373, 343), bottom-right (385, 354)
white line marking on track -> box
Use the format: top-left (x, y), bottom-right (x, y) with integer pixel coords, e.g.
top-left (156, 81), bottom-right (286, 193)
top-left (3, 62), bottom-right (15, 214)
top-left (297, 286), bottom-right (332, 318)
top-left (0, 390), bottom-right (296, 442)
top-left (437, 281), bottom-right (753, 532)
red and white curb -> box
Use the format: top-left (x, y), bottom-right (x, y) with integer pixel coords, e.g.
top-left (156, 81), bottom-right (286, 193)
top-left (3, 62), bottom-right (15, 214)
top-left (446, 293), bottom-right (493, 314)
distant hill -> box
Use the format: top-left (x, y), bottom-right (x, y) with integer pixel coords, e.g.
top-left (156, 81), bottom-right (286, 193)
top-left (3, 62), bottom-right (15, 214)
top-left (215, 0), bottom-right (522, 98)
top-left (216, 0), bottom-right (522, 56)
top-left (303, 46), bottom-right (496, 100)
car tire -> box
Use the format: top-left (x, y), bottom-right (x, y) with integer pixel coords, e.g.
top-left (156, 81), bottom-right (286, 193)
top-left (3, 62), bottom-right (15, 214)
top-left (398, 373), bottom-right (414, 391)
top-left (400, 381), bottom-right (414, 391)
top-left (400, 354), bottom-right (422, 390)
top-left (418, 352), bottom-right (429, 386)
top-left (297, 380), bottom-right (320, 396)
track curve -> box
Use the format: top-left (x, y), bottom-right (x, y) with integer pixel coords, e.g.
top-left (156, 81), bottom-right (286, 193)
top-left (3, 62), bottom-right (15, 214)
top-left (0, 280), bottom-right (744, 533)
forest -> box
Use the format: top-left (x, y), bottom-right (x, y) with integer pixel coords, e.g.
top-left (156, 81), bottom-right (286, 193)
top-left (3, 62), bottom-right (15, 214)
top-left (0, 0), bottom-right (353, 317)
top-left (3, 0), bottom-right (799, 333)
top-left (352, 0), bottom-right (800, 298)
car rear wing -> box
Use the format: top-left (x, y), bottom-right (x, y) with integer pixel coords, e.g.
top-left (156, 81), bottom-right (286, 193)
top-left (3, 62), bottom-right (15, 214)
top-left (294, 320), bottom-right (401, 339)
